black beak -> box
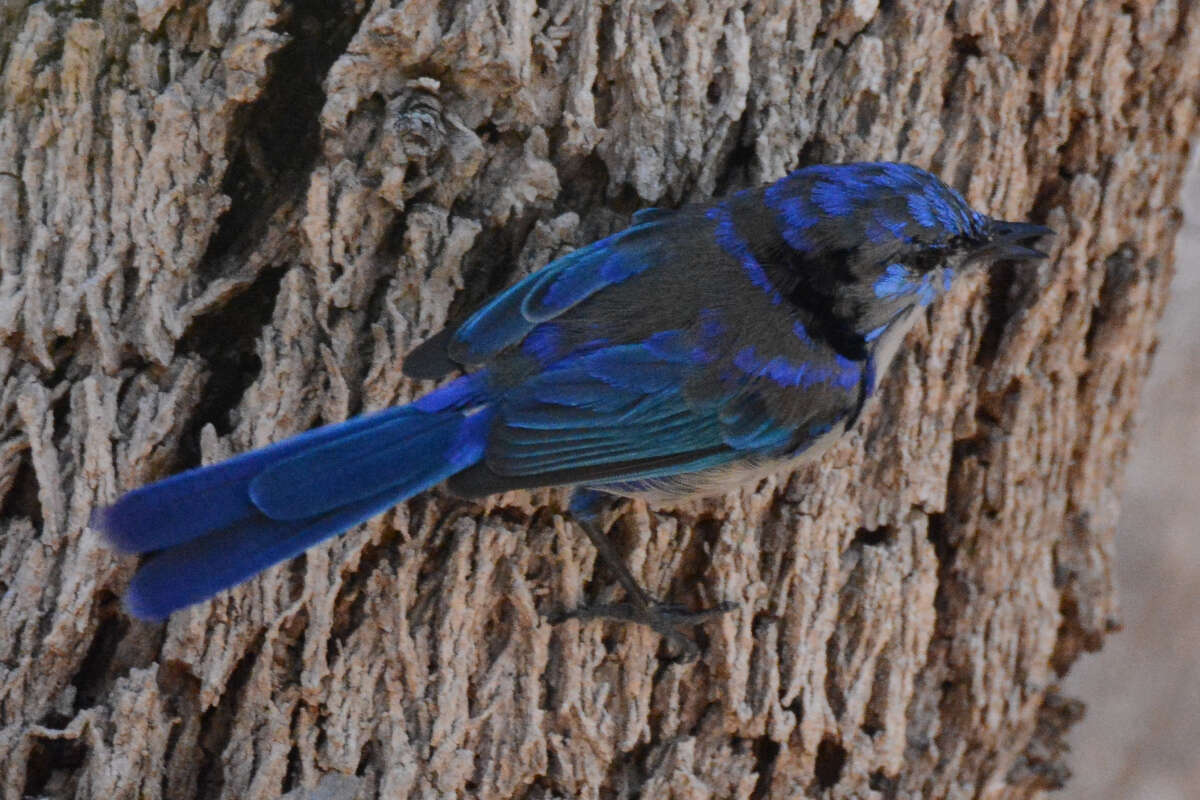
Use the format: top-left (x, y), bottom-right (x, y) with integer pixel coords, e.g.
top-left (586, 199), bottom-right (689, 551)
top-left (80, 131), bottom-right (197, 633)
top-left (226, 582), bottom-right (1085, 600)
top-left (970, 219), bottom-right (1055, 262)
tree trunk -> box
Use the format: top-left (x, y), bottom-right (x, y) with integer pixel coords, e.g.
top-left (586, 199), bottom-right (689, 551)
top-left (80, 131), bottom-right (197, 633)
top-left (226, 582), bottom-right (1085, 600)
top-left (1, 1), bottom-right (1195, 798)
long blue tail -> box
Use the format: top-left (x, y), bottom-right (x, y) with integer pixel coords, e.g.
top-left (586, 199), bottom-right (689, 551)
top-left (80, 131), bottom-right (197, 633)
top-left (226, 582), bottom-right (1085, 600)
top-left (94, 376), bottom-right (490, 620)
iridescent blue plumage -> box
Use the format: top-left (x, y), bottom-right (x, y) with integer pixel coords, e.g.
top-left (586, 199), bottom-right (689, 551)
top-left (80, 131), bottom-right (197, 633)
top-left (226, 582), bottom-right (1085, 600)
top-left (95, 161), bottom-right (1051, 627)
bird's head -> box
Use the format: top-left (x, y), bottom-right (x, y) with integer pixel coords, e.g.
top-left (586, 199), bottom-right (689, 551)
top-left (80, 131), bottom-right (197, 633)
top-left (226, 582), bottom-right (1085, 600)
top-left (761, 162), bottom-right (1053, 344)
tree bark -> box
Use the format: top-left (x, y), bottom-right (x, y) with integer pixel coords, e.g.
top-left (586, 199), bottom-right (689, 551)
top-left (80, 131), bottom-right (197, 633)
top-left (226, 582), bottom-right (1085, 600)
top-left (1, 1), bottom-right (1196, 798)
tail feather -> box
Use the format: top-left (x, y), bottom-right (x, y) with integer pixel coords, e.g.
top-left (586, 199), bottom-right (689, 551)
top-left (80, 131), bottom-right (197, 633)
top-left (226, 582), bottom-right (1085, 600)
top-left (126, 485), bottom-right (409, 620)
top-left (94, 378), bottom-right (491, 619)
top-left (249, 410), bottom-right (489, 520)
top-left (93, 404), bottom-right (417, 554)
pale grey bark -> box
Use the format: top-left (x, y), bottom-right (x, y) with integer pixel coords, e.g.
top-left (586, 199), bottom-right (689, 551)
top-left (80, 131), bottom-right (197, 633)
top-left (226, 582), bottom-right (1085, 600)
top-left (0, 1), bottom-right (1196, 798)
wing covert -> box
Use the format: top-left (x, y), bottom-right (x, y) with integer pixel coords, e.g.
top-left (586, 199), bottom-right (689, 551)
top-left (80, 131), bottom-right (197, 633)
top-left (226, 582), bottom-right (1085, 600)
top-left (401, 217), bottom-right (674, 377)
top-left (446, 323), bottom-right (864, 496)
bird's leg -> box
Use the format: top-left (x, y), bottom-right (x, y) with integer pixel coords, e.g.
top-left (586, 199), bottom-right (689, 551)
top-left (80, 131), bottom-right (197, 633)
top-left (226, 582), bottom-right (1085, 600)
top-left (551, 489), bottom-right (736, 661)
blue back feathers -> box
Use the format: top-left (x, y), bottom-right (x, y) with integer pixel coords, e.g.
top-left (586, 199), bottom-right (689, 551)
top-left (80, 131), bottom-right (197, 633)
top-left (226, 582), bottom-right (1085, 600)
top-left (448, 221), bottom-right (667, 365)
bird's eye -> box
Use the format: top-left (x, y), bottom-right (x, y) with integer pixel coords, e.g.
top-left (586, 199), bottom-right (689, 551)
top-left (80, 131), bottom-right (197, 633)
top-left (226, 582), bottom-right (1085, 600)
top-left (906, 245), bottom-right (947, 274)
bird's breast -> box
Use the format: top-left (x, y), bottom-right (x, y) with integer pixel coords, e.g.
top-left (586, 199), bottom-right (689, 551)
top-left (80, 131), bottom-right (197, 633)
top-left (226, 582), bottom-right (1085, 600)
top-left (591, 417), bottom-right (850, 505)
top-left (866, 305), bottom-right (923, 391)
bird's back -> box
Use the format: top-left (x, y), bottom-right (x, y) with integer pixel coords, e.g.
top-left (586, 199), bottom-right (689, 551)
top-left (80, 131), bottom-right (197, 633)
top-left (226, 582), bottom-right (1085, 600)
top-left (446, 194), bottom-right (874, 501)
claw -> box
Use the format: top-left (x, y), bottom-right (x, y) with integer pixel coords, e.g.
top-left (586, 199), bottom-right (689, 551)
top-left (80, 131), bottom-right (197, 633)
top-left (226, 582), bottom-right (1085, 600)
top-left (550, 598), bottom-right (738, 662)
top-left (562, 490), bottom-right (736, 661)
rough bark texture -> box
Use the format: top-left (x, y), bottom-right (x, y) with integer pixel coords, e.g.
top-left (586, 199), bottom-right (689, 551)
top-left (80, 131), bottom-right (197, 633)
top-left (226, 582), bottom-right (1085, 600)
top-left (0, 1), bottom-right (1196, 799)
top-left (1062, 151), bottom-right (1200, 800)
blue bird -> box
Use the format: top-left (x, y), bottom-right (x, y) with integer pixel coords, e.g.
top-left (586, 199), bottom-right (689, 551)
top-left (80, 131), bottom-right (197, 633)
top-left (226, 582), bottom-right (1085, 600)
top-left (94, 162), bottom-right (1051, 658)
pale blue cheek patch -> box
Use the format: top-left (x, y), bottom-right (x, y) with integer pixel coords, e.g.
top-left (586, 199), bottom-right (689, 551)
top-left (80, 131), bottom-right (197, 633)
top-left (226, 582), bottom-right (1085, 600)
top-left (915, 268), bottom-right (954, 307)
top-left (875, 265), bottom-right (954, 307)
top-left (873, 263), bottom-right (912, 298)
top-left (915, 273), bottom-right (938, 307)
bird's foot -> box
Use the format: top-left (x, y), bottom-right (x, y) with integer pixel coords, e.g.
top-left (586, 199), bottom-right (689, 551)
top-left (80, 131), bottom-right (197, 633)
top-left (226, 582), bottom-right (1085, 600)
top-left (550, 599), bottom-right (737, 662)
